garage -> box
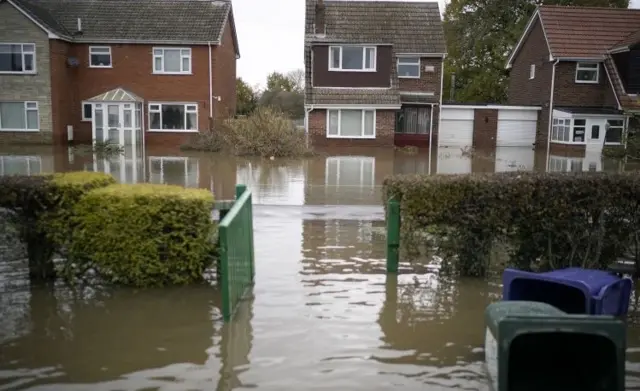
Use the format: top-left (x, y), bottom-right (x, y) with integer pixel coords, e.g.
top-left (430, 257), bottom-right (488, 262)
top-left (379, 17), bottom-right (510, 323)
top-left (496, 108), bottom-right (538, 147)
top-left (439, 107), bottom-right (474, 147)
top-left (436, 146), bottom-right (472, 174)
top-left (494, 147), bottom-right (535, 172)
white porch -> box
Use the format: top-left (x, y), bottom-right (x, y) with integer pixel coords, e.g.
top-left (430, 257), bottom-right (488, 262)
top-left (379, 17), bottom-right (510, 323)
top-left (87, 87), bottom-right (144, 148)
top-left (551, 108), bottom-right (628, 152)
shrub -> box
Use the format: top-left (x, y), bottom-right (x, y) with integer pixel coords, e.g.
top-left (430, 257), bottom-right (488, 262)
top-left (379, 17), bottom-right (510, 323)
top-left (383, 172), bottom-right (640, 277)
top-left (182, 107), bottom-right (312, 158)
top-left (67, 184), bottom-right (216, 287)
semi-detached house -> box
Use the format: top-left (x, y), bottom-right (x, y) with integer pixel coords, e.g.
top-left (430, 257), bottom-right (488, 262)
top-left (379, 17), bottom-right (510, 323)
top-left (304, 0), bottom-right (446, 148)
top-left (0, 0), bottom-right (239, 147)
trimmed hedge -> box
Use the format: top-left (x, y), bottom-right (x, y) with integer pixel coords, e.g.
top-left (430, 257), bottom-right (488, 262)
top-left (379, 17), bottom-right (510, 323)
top-left (0, 172), bottom-right (116, 281)
top-left (67, 184), bottom-right (216, 287)
top-left (383, 172), bottom-right (640, 277)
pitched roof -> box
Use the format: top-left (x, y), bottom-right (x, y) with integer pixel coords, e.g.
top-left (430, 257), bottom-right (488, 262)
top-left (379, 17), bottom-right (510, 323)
top-left (305, 0), bottom-right (446, 54)
top-left (87, 87), bottom-right (143, 102)
top-left (611, 29), bottom-right (640, 52)
top-left (8, 0), bottom-right (238, 52)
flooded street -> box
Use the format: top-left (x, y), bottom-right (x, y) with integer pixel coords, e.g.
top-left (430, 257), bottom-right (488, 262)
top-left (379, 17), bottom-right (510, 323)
top-left (2, 144), bottom-right (640, 390)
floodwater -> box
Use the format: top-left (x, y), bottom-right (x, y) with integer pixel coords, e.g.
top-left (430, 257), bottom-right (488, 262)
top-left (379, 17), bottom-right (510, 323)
top-left (1, 144), bottom-right (640, 391)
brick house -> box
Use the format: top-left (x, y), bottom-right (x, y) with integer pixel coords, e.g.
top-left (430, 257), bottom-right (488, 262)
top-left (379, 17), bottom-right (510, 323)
top-left (304, 0), bottom-right (446, 148)
top-left (0, 0), bottom-right (239, 146)
top-left (507, 5), bottom-right (640, 153)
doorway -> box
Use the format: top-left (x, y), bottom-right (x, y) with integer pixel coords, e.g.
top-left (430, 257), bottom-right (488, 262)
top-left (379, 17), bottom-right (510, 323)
top-left (92, 102), bottom-right (142, 147)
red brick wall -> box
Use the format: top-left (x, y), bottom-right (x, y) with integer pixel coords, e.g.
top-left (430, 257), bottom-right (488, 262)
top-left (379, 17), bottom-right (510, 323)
top-left (49, 21), bottom-right (237, 146)
top-left (398, 57), bottom-right (443, 99)
top-left (308, 109), bottom-right (395, 147)
top-left (553, 62), bottom-right (619, 108)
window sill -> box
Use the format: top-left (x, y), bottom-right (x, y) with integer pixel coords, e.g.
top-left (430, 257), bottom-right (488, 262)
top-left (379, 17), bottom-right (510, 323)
top-left (152, 72), bottom-right (193, 76)
top-left (147, 129), bottom-right (199, 133)
top-left (0, 129), bottom-right (40, 132)
top-left (81, 119), bottom-right (92, 122)
top-left (89, 65), bottom-right (113, 69)
top-left (399, 76), bottom-right (420, 79)
top-left (604, 142), bottom-right (623, 146)
top-left (328, 68), bottom-right (376, 73)
top-left (0, 71), bottom-right (37, 75)
top-left (574, 80), bottom-right (598, 84)
top-left (550, 140), bottom-right (585, 145)
top-left (326, 134), bottom-right (376, 139)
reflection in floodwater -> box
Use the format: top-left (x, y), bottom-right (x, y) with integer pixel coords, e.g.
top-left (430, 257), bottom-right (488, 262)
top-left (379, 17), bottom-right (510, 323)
top-left (1, 144), bottom-right (640, 390)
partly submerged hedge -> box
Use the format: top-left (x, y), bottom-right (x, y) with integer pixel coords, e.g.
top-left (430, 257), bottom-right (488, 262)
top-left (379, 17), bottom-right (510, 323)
top-left (383, 172), bottom-right (640, 277)
top-left (0, 172), bottom-right (116, 281)
top-left (67, 184), bottom-right (216, 287)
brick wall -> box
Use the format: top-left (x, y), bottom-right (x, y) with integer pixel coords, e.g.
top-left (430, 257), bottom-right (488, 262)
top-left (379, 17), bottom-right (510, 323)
top-left (308, 109), bottom-right (395, 147)
top-left (398, 57), bottom-right (443, 99)
top-left (553, 62), bottom-right (619, 107)
top-left (212, 20), bottom-right (237, 120)
top-left (0, 2), bottom-right (53, 144)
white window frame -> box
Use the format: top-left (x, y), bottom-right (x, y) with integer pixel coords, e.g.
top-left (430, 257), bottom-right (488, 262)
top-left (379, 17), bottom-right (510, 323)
top-left (397, 57), bottom-right (421, 79)
top-left (81, 102), bottom-right (92, 121)
top-left (605, 119), bottom-right (625, 145)
top-left (147, 102), bottom-right (198, 132)
top-left (148, 156), bottom-right (200, 188)
top-left (551, 117), bottom-right (572, 143)
top-left (326, 109), bottom-right (376, 139)
top-left (328, 46), bottom-right (376, 72)
top-left (0, 101), bottom-right (39, 132)
top-left (325, 156), bottom-right (376, 188)
top-left (152, 47), bottom-right (192, 74)
top-left (575, 62), bottom-right (599, 84)
top-left (88, 46), bottom-right (112, 68)
top-left (0, 155), bottom-right (42, 176)
top-left (0, 43), bottom-right (36, 74)
top-left (529, 64), bottom-right (535, 80)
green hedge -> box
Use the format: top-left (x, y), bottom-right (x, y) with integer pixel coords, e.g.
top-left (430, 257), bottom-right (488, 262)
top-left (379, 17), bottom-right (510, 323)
top-left (67, 184), bottom-right (216, 287)
top-left (383, 172), bottom-right (640, 276)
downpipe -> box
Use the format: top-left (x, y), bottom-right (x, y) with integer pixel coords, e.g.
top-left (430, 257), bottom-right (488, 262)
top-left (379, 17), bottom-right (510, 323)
top-left (546, 59), bottom-right (560, 171)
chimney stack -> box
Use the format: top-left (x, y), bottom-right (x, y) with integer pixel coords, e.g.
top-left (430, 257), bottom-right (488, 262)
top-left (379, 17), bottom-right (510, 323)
top-left (315, 0), bottom-right (325, 36)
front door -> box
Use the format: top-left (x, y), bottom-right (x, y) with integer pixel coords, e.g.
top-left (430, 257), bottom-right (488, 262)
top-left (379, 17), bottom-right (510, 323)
top-left (586, 118), bottom-right (606, 151)
top-left (92, 103), bottom-right (139, 147)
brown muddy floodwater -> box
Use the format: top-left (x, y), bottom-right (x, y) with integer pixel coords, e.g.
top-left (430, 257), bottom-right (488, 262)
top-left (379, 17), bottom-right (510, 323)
top-left (1, 144), bottom-right (640, 390)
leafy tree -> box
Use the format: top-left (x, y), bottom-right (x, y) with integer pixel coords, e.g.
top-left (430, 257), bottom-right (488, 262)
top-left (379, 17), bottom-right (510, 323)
top-left (260, 69), bottom-right (305, 118)
top-left (266, 70), bottom-right (305, 93)
top-left (444, 0), bottom-right (629, 103)
top-left (236, 78), bottom-right (257, 116)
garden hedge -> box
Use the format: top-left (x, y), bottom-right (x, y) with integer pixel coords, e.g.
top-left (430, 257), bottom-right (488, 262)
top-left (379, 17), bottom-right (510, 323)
top-left (67, 184), bottom-right (216, 287)
top-left (383, 172), bottom-right (640, 277)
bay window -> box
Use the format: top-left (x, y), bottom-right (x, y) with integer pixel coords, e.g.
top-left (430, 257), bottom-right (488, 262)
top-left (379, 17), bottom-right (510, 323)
top-left (148, 103), bottom-right (198, 131)
top-left (329, 46), bottom-right (376, 71)
top-left (0, 102), bottom-right (39, 131)
top-left (0, 43), bottom-right (35, 74)
top-left (327, 109), bottom-right (375, 138)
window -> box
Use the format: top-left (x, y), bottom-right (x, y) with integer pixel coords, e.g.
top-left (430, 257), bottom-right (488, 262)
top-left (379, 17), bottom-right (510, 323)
top-left (396, 106), bottom-right (431, 134)
top-left (148, 157), bottom-right (199, 188)
top-left (573, 119), bottom-right (586, 142)
top-left (327, 109), bottom-right (375, 138)
top-left (551, 118), bottom-right (571, 142)
top-left (0, 156), bottom-right (42, 176)
top-left (0, 43), bottom-right (35, 73)
top-left (148, 103), bottom-right (198, 131)
top-left (398, 57), bottom-right (420, 78)
top-left (575, 63), bottom-right (599, 83)
top-left (89, 46), bottom-right (112, 67)
top-left (529, 64), bottom-right (535, 80)
top-left (153, 48), bottom-right (191, 74)
top-left (328, 46), bottom-right (376, 71)
top-left (325, 156), bottom-right (375, 188)
top-left (81, 102), bottom-right (92, 121)
top-left (0, 102), bottom-right (38, 131)
top-left (606, 119), bottom-right (624, 144)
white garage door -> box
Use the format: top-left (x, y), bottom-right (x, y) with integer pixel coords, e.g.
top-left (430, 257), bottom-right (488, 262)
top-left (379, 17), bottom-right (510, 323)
top-left (439, 107), bottom-right (474, 147)
top-left (494, 147), bottom-right (535, 172)
top-left (496, 109), bottom-right (538, 147)
top-left (436, 146), bottom-right (472, 174)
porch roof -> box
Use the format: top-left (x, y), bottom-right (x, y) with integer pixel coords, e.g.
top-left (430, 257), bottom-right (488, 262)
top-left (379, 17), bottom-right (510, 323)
top-left (399, 92), bottom-right (438, 105)
top-left (554, 106), bottom-right (624, 116)
top-left (87, 87), bottom-right (143, 102)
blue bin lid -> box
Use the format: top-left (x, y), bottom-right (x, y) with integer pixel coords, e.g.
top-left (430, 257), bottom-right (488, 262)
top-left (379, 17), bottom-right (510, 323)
top-left (540, 267), bottom-right (620, 295)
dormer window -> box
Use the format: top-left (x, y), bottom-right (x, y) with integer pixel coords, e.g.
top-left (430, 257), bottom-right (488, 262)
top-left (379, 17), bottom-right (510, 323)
top-left (575, 62), bottom-right (599, 84)
top-left (329, 45), bottom-right (376, 72)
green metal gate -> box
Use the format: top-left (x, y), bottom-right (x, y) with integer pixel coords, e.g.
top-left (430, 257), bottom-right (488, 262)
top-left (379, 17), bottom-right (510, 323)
top-left (218, 184), bottom-right (255, 322)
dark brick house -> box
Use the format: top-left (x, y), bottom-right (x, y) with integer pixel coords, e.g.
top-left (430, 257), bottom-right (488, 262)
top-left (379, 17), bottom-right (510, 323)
top-left (304, 0), bottom-right (446, 148)
top-left (0, 0), bottom-right (239, 146)
top-left (507, 5), bottom-right (640, 153)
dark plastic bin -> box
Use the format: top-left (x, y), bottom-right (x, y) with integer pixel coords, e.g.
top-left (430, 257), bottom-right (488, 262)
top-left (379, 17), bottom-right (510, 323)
top-left (485, 301), bottom-right (626, 391)
top-left (502, 267), bottom-right (632, 316)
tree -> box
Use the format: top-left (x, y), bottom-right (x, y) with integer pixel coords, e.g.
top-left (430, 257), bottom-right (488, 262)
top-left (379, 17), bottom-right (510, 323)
top-left (260, 69), bottom-right (305, 119)
top-left (443, 0), bottom-right (629, 104)
top-left (236, 78), bottom-right (257, 116)
top-left (265, 69), bottom-right (305, 93)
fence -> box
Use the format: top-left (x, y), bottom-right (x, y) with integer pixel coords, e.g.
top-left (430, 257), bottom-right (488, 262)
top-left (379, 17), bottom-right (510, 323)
top-left (386, 196), bottom-right (400, 273)
top-left (218, 184), bottom-right (255, 322)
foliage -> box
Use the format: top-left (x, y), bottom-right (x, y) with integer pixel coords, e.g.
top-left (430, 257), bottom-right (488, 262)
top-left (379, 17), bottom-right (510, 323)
top-left (443, 0), bottom-right (629, 103)
top-left (603, 116), bottom-right (640, 160)
top-left (266, 70), bottom-right (304, 93)
top-left (0, 172), bottom-right (116, 281)
top-left (180, 130), bottom-right (224, 152)
top-left (70, 141), bottom-right (124, 158)
top-left (383, 172), bottom-right (640, 277)
top-left (237, 77), bottom-right (258, 116)
top-left (67, 184), bottom-right (217, 287)
top-left (258, 89), bottom-right (305, 119)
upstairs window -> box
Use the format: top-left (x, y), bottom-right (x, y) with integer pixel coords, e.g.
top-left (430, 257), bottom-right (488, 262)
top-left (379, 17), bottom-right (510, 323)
top-left (329, 46), bottom-right (376, 71)
top-left (575, 62), bottom-right (599, 83)
top-left (153, 48), bottom-right (191, 74)
top-left (529, 64), bottom-right (535, 80)
top-left (398, 57), bottom-right (420, 78)
top-left (89, 46), bottom-right (112, 68)
top-left (0, 43), bottom-right (35, 74)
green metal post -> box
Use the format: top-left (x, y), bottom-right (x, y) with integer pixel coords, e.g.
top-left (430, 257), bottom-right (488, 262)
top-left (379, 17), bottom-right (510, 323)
top-left (386, 197), bottom-right (400, 273)
top-left (235, 184), bottom-right (255, 281)
top-left (219, 225), bottom-right (231, 321)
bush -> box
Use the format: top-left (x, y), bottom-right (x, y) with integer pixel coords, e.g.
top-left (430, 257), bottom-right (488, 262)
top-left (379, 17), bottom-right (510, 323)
top-left (182, 107), bottom-right (312, 158)
top-left (67, 184), bottom-right (216, 287)
top-left (383, 172), bottom-right (640, 277)
top-left (0, 172), bottom-right (116, 281)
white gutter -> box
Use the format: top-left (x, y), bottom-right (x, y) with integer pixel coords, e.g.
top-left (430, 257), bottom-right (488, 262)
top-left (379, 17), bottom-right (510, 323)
top-left (208, 42), bottom-right (214, 122)
top-left (304, 105), bottom-right (314, 148)
top-left (546, 59), bottom-right (560, 171)
top-left (433, 56), bottom-right (445, 174)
